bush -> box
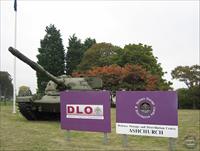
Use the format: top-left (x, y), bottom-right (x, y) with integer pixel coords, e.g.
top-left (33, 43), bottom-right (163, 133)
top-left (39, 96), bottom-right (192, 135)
top-left (177, 88), bottom-right (200, 109)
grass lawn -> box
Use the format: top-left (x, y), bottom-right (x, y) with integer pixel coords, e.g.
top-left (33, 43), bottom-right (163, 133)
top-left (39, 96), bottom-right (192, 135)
top-left (0, 102), bottom-right (199, 151)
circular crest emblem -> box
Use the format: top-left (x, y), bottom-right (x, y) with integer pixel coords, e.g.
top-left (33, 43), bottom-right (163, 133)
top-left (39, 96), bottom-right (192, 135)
top-left (135, 97), bottom-right (156, 119)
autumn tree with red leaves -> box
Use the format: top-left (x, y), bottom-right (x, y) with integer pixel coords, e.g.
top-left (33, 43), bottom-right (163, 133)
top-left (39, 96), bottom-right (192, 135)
top-left (73, 64), bottom-right (161, 92)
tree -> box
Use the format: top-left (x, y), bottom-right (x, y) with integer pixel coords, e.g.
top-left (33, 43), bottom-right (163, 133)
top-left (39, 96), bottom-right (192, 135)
top-left (78, 43), bottom-right (122, 71)
top-left (83, 38), bottom-right (96, 52)
top-left (172, 65), bottom-right (200, 109)
top-left (66, 35), bottom-right (96, 75)
top-left (78, 43), bottom-right (171, 90)
top-left (118, 43), bottom-right (164, 76)
top-left (37, 24), bottom-right (65, 94)
top-left (73, 64), bottom-right (159, 92)
top-left (118, 43), bottom-right (171, 90)
top-left (0, 71), bottom-right (13, 99)
top-left (171, 65), bottom-right (200, 88)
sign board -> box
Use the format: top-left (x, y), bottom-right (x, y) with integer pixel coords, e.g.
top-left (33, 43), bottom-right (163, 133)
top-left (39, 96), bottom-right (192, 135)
top-left (116, 91), bottom-right (178, 138)
top-left (60, 91), bottom-right (111, 133)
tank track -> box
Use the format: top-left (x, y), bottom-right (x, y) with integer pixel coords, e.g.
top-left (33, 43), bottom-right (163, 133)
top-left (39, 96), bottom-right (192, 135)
top-left (18, 102), bottom-right (60, 121)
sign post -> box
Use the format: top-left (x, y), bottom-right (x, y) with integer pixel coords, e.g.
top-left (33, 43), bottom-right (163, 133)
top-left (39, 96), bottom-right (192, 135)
top-left (123, 134), bottom-right (128, 147)
top-left (169, 138), bottom-right (176, 151)
top-left (66, 130), bottom-right (70, 141)
top-left (60, 90), bottom-right (111, 143)
top-left (116, 91), bottom-right (178, 147)
top-left (103, 133), bottom-right (108, 145)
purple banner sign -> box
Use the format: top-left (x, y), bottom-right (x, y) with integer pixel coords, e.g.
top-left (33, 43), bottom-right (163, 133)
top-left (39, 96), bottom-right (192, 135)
top-left (116, 91), bottom-right (178, 138)
top-left (60, 91), bottom-right (111, 133)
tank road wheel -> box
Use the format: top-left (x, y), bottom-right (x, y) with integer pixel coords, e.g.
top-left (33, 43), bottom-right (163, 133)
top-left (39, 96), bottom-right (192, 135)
top-left (37, 112), bottom-right (60, 121)
top-left (18, 103), bottom-right (60, 121)
top-left (18, 103), bottom-right (37, 120)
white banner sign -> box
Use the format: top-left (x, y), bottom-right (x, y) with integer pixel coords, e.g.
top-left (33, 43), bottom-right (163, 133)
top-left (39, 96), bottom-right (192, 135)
top-left (66, 104), bottom-right (104, 120)
top-left (116, 123), bottom-right (178, 138)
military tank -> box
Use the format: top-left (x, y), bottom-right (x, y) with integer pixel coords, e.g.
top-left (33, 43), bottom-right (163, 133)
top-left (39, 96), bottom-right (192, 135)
top-left (8, 47), bottom-right (102, 120)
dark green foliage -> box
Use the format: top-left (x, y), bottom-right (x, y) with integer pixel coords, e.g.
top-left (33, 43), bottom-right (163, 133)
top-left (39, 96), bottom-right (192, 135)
top-left (37, 24), bottom-right (65, 94)
top-left (0, 71), bottom-right (13, 99)
top-left (78, 43), bottom-right (122, 71)
top-left (118, 43), bottom-right (164, 76)
top-left (83, 38), bottom-right (96, 52)
top-left (119, 44), bottom-right (171, 90)
top-left (66, 34), bottom-right (96, 74)
top-left (66, 34), bottom-right (82, 75)
top-left (189, 86), bottom-right (200, 109)
top-left (177, 87), bottom-right (200, 109)
top-left (177, 88), bottom-right (191, 109)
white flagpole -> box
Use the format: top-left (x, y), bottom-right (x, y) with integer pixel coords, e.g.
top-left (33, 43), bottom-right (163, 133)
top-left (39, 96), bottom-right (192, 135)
top-left (13, 6), bottom-right (17, 114)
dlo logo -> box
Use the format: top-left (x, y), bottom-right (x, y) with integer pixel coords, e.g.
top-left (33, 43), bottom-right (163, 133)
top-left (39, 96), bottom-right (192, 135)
top-left (66, 104), bottom-right (104, 120)
top-left (135, 97), bottom-right (156, 119)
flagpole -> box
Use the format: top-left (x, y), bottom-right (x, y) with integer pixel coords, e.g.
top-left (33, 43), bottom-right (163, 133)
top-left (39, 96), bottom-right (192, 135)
top-left (13, 2), bottom-right (17, 114)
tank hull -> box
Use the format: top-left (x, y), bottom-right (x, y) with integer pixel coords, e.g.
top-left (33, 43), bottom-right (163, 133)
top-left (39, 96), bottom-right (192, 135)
top-left (17, 96), bottom-right (60, 120)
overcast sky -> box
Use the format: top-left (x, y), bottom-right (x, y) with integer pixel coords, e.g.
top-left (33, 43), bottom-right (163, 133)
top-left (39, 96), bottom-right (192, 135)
top-left (1, 1), bottom-right (199, 93)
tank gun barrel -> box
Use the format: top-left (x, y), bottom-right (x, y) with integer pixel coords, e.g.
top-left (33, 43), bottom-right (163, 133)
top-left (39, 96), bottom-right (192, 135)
top-left (8, 47), bottom-right (66, 89)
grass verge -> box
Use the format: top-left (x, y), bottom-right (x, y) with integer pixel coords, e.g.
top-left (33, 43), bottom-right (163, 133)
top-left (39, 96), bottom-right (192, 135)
top-left (0, 102), bottom-right (199, 151)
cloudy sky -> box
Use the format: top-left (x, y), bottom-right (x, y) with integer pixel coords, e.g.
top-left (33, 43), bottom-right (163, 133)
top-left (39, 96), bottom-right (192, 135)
top-left (1, 0), bottom-right (199, 93)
